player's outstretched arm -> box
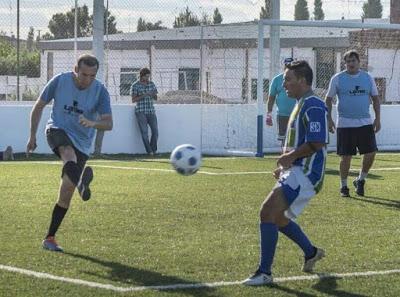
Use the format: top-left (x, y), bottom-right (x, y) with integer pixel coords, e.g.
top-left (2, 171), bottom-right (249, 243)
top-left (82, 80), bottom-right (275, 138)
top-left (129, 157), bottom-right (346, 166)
top-left (79, 114), bottom-right (113, 131)
top-left (27, 99), bottom-right (47, 156)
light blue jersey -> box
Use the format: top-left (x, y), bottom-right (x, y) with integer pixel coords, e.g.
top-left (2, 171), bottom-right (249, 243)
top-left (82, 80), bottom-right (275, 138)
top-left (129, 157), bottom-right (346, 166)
top-left (285, 92), bottom-right (329, 192)
top-left (40, 72), bottom-right (112, 155)
top-left (269, 73), bottom-right (296, 116)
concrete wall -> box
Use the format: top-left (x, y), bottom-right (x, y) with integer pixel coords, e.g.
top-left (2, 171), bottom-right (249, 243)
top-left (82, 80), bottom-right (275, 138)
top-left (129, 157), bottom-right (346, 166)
top-left (1, 103), bottom-right (400, 155)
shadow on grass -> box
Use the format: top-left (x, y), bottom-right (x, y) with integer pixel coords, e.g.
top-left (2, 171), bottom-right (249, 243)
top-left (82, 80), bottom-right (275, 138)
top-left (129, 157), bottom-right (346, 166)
top-left (347, 195), bottom-right (400, 210)
top-left (312, 276), bottom-right (367, 297)
top-left (64, 252), bottom-right (221, 297)
top-left (270, 283), bottom-right (317, 296)
top-left (324, 168), bottom-right (383, 180)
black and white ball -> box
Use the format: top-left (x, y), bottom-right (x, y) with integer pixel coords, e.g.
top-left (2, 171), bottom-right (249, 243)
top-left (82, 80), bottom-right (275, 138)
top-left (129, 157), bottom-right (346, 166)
top-left (170, 144), bottom-right (202, 176)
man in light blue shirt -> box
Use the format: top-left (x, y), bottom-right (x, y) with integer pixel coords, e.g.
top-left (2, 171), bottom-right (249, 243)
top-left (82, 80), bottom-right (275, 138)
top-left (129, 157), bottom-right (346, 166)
top-left (326, 50), bottom-right (380, 197)
top-left (267, 58), bottom-right (297, 149)
top-left (27, 54), bottom-right (113, 252)
top-left (244, 60), bottom-right (328, 286)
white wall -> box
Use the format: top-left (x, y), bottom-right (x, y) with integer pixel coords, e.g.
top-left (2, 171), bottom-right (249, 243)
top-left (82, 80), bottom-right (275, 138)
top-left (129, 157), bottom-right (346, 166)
top-left (1, 104), bottom-right (400, 155)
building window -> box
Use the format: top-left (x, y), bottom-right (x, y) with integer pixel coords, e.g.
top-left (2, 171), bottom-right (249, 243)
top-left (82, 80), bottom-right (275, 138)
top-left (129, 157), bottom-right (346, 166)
top-left (120, 68), bottom-right (140, 96)
top-left (179, 68), bottom-right (200, 90)
top-left (250, 78), bottom-right (269, 101)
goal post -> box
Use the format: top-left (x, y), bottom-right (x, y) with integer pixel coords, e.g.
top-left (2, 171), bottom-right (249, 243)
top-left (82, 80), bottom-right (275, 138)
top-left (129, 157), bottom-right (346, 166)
top-left (258, 19), bottom-right (400, 153)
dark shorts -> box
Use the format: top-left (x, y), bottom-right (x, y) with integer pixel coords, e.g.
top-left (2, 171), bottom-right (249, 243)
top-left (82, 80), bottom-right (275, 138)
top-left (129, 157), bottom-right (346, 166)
top-left (46, 128), bottom-right (89, 170)
top-left (277, 115), bottom-right (290, 141)
top-left (337, 125), bottom-right (378, 156)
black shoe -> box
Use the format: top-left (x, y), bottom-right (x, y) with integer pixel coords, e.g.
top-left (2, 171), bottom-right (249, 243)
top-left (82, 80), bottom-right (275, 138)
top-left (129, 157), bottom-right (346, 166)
top-left (340, 186), bottom-right (350, 197)
top-left (77, 166), bottom-right (94, 201)
top-left (353, 179), bottom-right (365, 196)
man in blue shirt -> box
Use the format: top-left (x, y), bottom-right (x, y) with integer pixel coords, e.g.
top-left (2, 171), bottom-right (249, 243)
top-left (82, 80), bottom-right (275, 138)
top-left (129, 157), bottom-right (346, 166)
top-left (326, 50), bottom-right (380, 197)
top-left (26, 54), bottom-right (113, 252)
top-left (266, 58), bottom-right (297, 149)
top-left (243, 60), bottom-right (328, 286)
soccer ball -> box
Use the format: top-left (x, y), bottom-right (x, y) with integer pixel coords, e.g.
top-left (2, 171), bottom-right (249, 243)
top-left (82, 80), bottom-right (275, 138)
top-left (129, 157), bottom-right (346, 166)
top-left (170, 144), bottom-right (202, 176)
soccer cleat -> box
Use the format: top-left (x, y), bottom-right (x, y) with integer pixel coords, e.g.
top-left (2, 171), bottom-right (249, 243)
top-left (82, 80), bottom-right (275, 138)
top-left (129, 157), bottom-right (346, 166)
top-left (302, 247), bottom-right (325, 273)
top-left (77, 166), bottom-right (94, 201)
top-left (353, 179), bottom-right (365, 196)
top-left (242, 269), bottom-right (273, 286)
top-left (42, 236), bottom-right (64, 252)
top-left (340, 186), bottom-right (350, 197)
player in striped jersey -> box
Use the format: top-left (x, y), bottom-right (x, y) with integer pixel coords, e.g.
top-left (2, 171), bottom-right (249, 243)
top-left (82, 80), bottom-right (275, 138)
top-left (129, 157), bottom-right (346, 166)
top-left (243, 60), bottom-right (329, 286)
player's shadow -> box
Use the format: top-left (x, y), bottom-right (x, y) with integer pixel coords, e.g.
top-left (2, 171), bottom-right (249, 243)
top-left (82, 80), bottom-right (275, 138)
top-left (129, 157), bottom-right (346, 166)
top-left (312, 274), bottom-right (367, 297)
top-left (324, 168), bottom-right (382, 180)
top-left (269, 284), bottom-right (317, 297)
top-left (64, 252), bottom-right (221, 297)
top-left (347, 195), bottom-right (400, 210)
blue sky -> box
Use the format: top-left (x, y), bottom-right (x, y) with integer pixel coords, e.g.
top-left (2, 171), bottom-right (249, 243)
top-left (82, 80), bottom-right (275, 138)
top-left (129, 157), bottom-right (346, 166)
top-left (0, 0), bottom-right (392, 38)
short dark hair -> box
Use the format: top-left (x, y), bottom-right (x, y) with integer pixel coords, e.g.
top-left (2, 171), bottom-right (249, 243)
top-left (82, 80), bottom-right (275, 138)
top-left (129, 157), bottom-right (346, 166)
top-left (77, 54), bottom-right (99, 69)
top-left (139, 67), bottom-right (151, 77)
top-left (285, 60), bottom-right (313, 86)
top-left (343, 50), bottom-right (360, 62)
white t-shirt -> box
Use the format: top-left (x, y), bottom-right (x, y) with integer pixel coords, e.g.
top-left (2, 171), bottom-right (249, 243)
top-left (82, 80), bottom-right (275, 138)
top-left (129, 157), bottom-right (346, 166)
top-left (327, 71), bottom-right (378, 128)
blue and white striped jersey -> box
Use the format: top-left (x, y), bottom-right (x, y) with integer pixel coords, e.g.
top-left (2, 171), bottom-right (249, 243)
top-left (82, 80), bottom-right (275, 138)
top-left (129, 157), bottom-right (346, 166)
top-left (284, 92), bottom-right (329, 193)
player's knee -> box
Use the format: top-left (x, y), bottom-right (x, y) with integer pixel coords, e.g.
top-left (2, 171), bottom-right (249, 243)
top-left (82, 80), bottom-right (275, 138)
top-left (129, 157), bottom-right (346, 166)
top-left (61, 161), bottom-right (83, 186)
top-left (59, 146), bottom-right (77, 162)
top-left (260, 197), bottom-right (278, 223)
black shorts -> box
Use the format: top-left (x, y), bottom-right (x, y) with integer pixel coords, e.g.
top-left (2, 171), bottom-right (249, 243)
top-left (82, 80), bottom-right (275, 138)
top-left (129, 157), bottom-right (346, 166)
top-left (46, 128), bottom-right (89, 170)
top-left (277, 115), bottom-right (290, 141)
top-left (336, 125), bottom-right (378, 156)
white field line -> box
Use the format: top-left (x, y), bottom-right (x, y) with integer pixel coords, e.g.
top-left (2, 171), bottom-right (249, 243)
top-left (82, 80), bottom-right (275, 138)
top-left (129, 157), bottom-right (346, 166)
top-left (2, 161), bottom-right (400, 175)
top-left (1, 264), bottom-right (400, 292)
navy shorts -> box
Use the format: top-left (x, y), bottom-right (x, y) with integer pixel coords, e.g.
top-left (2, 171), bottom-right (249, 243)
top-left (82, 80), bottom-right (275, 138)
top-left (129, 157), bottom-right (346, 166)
top-left (46, 128), bottom-right (88, 170)
top-left (336, 125), bottom-right (378, 156)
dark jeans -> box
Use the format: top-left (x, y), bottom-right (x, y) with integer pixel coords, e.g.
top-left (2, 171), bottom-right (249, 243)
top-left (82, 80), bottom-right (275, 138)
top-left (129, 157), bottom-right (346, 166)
top-left (136, 112), bottom-right (158, 154)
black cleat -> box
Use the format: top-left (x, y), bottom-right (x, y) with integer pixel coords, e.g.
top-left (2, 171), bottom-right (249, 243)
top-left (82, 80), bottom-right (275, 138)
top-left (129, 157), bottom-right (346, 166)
top-left (77, 166), bottom-right (94, 201)
top-left (340, 186), bottom-right (350, 197)
top-left (353, 179), bottom-right (365, 196)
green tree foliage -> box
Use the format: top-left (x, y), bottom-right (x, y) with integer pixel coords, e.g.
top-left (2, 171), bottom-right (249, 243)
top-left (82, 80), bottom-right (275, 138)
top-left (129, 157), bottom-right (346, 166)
top-left (213, 8), bottom-right (223, 24)
top-left (0, 39), bottom-right (40, 77)
top-left (362, 0), bottom-right (383, 18)
top-left (46, 4), bottom-right (121, 39)
top-left (313, 0), bottom-right (325, 20)
top-left (137, 18), bottom-right (167, 32)
top-left (260, 0), bottom-right (272, 19)
top-left (294, 0), bottom-right (310, 20)
top-left (26, 27), bottom-right (35, 51)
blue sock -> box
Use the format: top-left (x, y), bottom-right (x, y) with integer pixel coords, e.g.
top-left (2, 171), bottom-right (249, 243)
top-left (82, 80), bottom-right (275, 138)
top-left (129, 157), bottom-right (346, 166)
top-left (258, 222), bottom-right (278, 274)
top-left (279, 220), bottom-right (315, 259)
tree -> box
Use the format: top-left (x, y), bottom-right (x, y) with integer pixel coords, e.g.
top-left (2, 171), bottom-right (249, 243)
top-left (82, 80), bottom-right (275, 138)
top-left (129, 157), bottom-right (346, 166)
top-left (362, 0), bottom-right (383, 19)
top-left (260, 0), bottom-right (272, 19)
top-left (27, 27), bottom-right (34, 51)
top-left (137, 17), bottom-right (167, 32)
top-left (313, 0), bottom-right (325, 20)
top-left (294, 0), bottom-right (310, 20)
top-left (46, 5), bottom-right (121, 39)
top-left (173, 6), bottom-right (201, 28)
top-left (213, 8), bottom-right (223, 24)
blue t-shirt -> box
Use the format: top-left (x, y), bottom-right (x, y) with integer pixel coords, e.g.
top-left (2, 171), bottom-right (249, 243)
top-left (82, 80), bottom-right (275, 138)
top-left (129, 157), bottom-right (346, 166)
top-left (285, 93), bottom-right (328, 192)
top-left (269, 73), bottom-right (296, 116)
top-left (40, 72), bottom-right (112, 155)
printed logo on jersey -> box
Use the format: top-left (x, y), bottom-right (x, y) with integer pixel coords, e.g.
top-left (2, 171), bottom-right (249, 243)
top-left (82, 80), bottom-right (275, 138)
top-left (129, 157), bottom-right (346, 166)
top-left (64, 100), bottom-right (84, 115)
top-left (349, 85), bottom-right (366, 96)
top-left (310, 122), bottom-right (321, 133)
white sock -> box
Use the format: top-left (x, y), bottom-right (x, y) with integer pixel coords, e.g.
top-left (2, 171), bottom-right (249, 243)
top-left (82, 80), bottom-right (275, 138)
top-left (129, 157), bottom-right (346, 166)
top-left (340, 179), bottom-right (347, 188)
top-left (358, 171), bottom-right (368, 181)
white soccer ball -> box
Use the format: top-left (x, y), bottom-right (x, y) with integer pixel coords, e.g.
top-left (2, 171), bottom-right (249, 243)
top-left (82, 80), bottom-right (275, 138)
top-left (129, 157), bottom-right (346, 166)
top-left (170, 144), bottom-right (202, 176)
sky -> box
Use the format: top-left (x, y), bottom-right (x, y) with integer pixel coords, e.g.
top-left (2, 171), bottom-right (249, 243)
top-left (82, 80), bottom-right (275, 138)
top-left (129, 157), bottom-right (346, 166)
top-left (0, 0), bottom-right (392, 39)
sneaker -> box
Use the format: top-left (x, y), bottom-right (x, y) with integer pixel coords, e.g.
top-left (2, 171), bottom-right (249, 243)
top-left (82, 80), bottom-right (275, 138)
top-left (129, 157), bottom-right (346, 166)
top-left (77, 166), bottom-right (94, 201)
top-left (353, 179), bottom-right (365, 196)
top-left (42, 236), bottom-right (64, 252)
top-left (302, 247), bottom-right (325, 273)
top-left (242, 269), bottom-right (273, 286)
top-left (340, 186), bottom-right (350, 197)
